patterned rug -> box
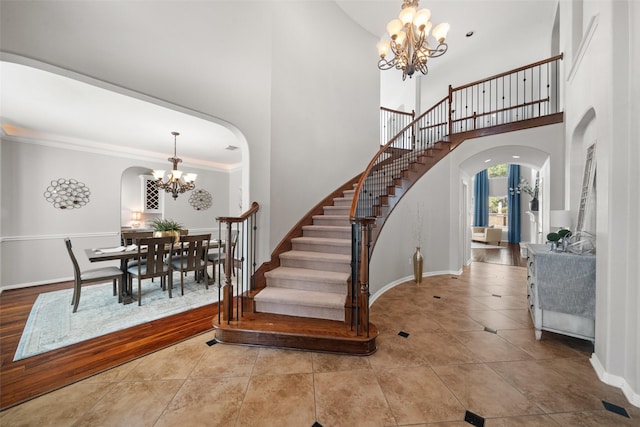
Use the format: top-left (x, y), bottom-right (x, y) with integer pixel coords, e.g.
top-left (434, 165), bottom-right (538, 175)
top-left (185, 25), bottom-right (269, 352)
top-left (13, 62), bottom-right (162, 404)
top-left (14, 273), bottom-right (221, 361)
top-left (471, 241), bottom-right (506, 249)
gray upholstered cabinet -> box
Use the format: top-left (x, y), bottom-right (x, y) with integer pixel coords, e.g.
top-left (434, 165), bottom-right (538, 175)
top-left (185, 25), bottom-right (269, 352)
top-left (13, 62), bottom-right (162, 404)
top-left (526, 244), bottom-right (596, 342)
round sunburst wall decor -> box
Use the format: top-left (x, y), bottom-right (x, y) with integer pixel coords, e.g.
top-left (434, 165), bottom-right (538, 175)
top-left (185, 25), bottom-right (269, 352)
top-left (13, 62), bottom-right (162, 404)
top-left (43, 178), bottom-right (91, 209)
top-left (189, 188), bottom-right (212, 211)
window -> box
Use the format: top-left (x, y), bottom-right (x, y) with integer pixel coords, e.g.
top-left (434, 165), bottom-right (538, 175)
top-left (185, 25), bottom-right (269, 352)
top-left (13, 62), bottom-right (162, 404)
top-left (488, 164), bottom-right (508, 228)
top-left (488, 164), bottom-right (507, 178)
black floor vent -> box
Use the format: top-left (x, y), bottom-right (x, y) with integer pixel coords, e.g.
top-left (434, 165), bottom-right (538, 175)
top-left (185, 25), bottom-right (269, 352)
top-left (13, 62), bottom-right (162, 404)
top-left (206, 339), bottom-right (218, 346)
top-left (464, 410), bottom-right (485, 426)
top-left (602, 400), bottom-right (630, 418)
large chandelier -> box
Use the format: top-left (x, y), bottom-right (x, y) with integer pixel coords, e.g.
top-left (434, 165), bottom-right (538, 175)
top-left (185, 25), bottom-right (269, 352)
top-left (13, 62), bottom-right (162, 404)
top-left (152, 131), bottom-right (197, 200)
top-left (377, 0), bottom-right (450, 80)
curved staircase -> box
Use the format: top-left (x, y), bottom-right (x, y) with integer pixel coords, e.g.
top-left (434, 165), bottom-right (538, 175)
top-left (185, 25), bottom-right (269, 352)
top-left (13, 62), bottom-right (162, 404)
top-left (255, 188), bottom-right (354, 322)
top-left (213, 55), bottom-right (565, 355)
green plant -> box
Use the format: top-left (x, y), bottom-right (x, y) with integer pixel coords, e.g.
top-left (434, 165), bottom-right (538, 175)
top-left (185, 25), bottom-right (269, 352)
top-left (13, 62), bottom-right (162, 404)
top-left (557, 229), bottom-right (572, 239)
top-left (547, 232), bottom-right (560, 242)
top-left (151, 218), bottom-right (183, 232)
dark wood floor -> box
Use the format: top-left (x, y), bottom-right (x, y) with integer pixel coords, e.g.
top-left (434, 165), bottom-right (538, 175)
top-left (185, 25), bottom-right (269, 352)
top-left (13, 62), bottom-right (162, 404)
top-left (0, 242), bottom-right (525, 411)
top-left (471, 242), bottom-right (527, 267)
top-left (0, 279), bottom-right (217, 410)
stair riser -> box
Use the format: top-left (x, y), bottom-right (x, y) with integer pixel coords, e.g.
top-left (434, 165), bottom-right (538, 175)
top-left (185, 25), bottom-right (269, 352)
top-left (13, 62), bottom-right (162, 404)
top-left (255, 301), bottom-right (344, 322)
top-left (264, 276), bottom-right (346, 294)
top-left (313, 217), bottom-right (351, 227)
top-left (303, 228), bottom-right (351, 239)
top-left (281, 257), bottom-right (351, 273)
top-left (333, 198), bottom-right (352, 207)
top-left (292, 241), bottom-right (351, 255)
top-left (323, 206), bottom-right (350, 215)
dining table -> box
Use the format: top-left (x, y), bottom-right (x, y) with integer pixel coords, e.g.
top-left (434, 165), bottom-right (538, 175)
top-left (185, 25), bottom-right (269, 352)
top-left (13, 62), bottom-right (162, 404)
top-left (85, 239), bottom-right (225, 304)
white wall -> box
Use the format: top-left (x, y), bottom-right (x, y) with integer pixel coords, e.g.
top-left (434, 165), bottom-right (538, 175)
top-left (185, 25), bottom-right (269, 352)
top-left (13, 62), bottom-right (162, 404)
top-left (0, 0), bottom-right (274, 264)
top-left (559, 0), bottom-right (639, 406)
top-left (0, 0), bottom-right (380, 268)
top-left (370, 156), bottom-right (454, 299)
top-left (0, 138), bottom-right (230, 288)
top-left (269, 1), bottom-right (379, 249)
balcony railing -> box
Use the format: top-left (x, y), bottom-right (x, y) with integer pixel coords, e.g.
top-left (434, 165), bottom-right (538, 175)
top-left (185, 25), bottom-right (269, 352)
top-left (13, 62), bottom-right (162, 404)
top-left (349, 54), bottom-right (564, 336)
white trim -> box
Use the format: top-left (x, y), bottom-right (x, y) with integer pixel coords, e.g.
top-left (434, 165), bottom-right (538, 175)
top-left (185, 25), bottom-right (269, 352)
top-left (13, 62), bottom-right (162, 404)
top-left (0, 52), bottom-right (243, 173)
top-left (0, 232), bottom-right (119, 243)
top-left (370, 269), bottom-right (463, 305)
top-left (567, 14), bottom-right (599, 83)
top-left (2, 134), bottom-right (235, 173)
top-left (591, 354), bottom-right (640, 408)
top-left (0, 277), bottom-right (74, 294)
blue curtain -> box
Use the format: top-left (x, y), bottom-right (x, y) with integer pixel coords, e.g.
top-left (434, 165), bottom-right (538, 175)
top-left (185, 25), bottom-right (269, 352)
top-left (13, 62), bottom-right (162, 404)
top-left (473, 169), bottom-right (489, 226)
top-left (507, 164), bottom-right (521, 243)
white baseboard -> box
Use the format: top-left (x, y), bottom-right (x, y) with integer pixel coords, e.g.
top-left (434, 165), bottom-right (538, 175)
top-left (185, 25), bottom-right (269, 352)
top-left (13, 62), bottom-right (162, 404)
top-left (591, 354), bottom-right (640, 408)
top-left (370, 269), bottom-right (463, 305)
top-left (0, 277), bottom-right (74, 294)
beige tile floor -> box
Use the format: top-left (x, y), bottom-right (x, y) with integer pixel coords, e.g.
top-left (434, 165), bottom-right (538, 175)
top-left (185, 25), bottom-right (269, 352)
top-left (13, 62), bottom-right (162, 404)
top-left (2, 263), bottom-right (638, 426)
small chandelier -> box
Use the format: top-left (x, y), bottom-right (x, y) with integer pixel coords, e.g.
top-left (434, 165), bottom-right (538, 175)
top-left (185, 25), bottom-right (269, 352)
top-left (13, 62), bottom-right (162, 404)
top-left (152, 132), bottom-right (197, 200)
top-left (377, 0), bottom-right (450, 80)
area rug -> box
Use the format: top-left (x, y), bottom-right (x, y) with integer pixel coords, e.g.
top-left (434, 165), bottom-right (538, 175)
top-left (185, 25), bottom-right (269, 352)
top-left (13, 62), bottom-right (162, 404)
top-left (14, 274), bottom-right (221, 361)
top-left (471, 242), bottom-right (506, 249)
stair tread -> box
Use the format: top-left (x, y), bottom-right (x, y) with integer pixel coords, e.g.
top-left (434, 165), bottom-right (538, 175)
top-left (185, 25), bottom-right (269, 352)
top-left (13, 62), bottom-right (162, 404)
top-left (280, 250), bottom-right (351, 262)
top-left (255, 287), bottom-right (345, 307)
top-left (265, 266), bottom-right (349, 282)
top-left (302, 225), bottom-right (350, 230)
top-left (292, 236), bottom-right (351, 246)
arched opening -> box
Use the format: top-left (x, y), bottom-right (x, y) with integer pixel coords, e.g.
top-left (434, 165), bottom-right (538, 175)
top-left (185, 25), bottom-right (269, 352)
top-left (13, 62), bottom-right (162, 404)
top-left (459, 145), bottom-right (551, 266)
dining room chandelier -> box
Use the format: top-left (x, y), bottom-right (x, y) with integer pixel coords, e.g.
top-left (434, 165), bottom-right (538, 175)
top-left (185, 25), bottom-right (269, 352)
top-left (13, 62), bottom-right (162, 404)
top-left (376, 0), bottom-right (450, 80)
top-left (152, 131), bottom-right (197, 200)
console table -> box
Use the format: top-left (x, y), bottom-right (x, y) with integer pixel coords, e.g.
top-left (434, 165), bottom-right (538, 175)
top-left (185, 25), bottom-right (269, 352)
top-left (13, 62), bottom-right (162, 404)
top-left (526, 244), bottom-right (596, 342)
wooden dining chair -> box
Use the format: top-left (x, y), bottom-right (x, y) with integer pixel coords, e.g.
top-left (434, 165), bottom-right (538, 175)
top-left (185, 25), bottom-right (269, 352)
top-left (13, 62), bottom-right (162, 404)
top-left (64, 238), bottom-right (124, 313)
top-left (121, 231), bottom-right (153, 246)
top-left (207, 231), bottom-right (238, 284)
top-left (170, 233), bottom-right (211, 295)
top-left (127, 236), bottom-right (174, 306)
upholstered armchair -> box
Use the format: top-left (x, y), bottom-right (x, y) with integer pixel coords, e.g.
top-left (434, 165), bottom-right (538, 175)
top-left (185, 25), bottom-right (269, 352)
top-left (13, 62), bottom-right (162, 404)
top-left (471, 227), bottom-right (503, 245)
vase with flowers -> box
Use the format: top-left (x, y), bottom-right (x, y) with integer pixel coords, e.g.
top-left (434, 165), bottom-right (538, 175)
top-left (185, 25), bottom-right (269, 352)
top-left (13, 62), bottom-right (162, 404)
top-left (510, 175), bottom-right (540, 211)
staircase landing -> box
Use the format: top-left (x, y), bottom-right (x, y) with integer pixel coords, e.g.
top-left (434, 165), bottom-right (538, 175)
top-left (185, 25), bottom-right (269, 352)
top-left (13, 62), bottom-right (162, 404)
top-left (213, 312), bottom-right (378, 355)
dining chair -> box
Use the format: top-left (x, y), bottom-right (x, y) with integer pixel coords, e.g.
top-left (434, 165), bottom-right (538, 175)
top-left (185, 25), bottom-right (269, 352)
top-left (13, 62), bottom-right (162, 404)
top-left (170, 233), bottom-right (211, 295)
top-left (207, 231), bottom-right (238, 284)
top-left (122, 231), bottom-right (156, 283)
top-left (121, 231), bottom-right (154, 246)
top-left (64, 238), bottom-right (124, 313)
top-left (127, 236), bottom-right (174, 306)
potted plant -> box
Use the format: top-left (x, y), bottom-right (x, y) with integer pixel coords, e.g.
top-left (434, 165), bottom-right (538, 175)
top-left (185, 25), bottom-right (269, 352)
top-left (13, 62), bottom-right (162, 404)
top-left (151, 218), bottom-right (184, 243)
top-left (511, 175), bottom-right (539, 211)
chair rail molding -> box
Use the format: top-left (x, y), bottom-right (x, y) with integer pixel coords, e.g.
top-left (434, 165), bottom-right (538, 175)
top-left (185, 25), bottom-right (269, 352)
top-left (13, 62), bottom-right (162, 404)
top-left (0, 232), bottom-right (119, 243)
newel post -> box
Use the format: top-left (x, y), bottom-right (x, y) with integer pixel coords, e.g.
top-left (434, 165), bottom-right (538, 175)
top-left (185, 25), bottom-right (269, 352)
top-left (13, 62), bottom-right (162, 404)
top-left (352, 217), bottom-right (374, 337)
top-left (222, 221), bottom-right (234, 322)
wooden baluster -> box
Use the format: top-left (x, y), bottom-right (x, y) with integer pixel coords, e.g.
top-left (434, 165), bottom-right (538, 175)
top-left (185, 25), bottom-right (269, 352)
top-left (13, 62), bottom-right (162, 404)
top-left (222, 221), bottom-right (234, 322)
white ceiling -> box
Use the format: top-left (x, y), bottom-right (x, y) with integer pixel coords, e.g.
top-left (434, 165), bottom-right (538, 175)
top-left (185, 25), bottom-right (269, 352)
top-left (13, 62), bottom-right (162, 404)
top-left (0, 1), bottom-right (558, 171)
top-left (0, 61), bottom-right (242, 170)
top-left (336, 0), bottom-right (558, 73)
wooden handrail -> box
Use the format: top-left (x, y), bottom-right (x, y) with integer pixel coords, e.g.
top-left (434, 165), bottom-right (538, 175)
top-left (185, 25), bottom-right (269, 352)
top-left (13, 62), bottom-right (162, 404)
top-left (452, 54), bottom-right (564, 92)
top-left (216, 201), bottom-right (260, 223)
top-left (380, 106), bottom-right (415, 117)
top-left (350, 96), bottom-right (448, 219)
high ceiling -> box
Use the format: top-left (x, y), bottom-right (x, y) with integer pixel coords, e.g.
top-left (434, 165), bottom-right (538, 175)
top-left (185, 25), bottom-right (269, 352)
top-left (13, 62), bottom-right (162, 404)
top-left (0, 61), bottom-right (242, 170)
top-left (0, 1), bottom-right (558, 171)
